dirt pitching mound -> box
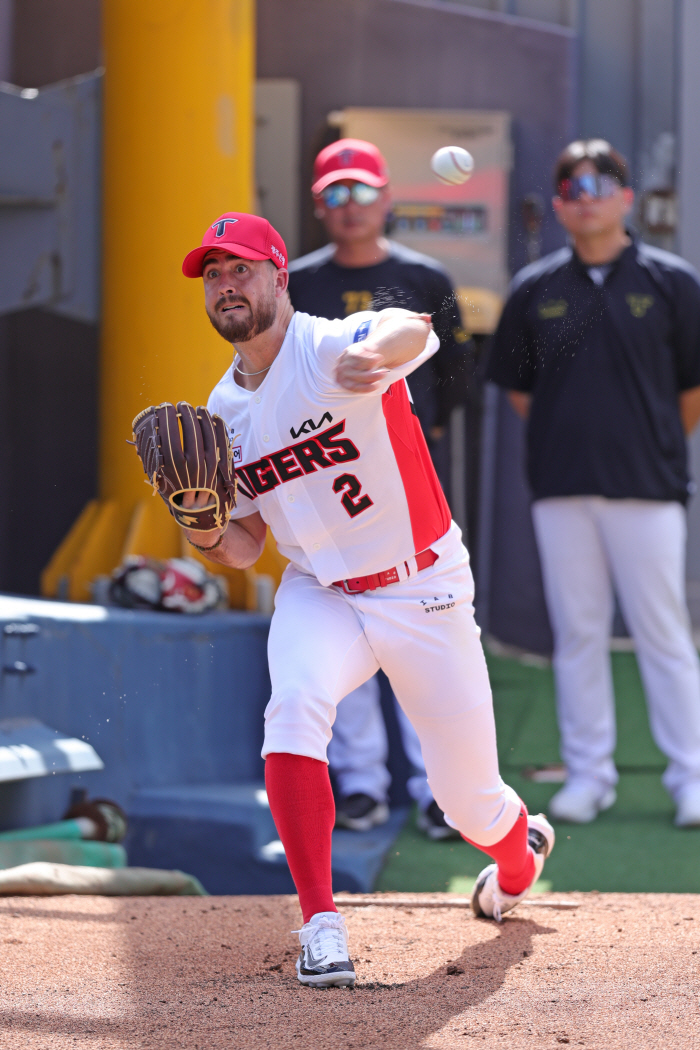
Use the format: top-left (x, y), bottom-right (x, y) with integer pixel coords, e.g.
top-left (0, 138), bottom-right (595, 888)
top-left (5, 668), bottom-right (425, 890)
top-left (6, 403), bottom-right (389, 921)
top-left (0, 891), bottom-right (697, 1049)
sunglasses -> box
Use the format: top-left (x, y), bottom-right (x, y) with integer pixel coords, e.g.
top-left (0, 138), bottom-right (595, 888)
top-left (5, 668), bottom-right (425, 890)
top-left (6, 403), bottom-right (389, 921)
top-left (320, 182), bottom-right (382, 209)
top-left (558, 173), bottom-right (623, 202)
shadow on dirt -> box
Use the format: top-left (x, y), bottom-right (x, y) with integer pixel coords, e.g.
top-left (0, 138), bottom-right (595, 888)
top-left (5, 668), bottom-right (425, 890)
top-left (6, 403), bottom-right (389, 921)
top-left (0, 897), bottom-right (557, 1050)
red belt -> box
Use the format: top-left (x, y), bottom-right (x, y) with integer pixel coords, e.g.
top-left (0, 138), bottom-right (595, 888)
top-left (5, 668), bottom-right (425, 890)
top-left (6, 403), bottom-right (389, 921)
top-left (333, 549), bottom-right (438, 594)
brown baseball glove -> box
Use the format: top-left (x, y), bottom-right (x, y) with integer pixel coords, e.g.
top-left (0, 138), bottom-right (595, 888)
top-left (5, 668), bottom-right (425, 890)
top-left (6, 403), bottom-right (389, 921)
top-left (131, 401), bottom-right (237, 532)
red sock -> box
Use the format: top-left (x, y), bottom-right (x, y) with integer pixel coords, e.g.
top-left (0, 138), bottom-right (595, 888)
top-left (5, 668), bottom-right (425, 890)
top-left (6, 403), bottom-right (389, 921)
top-left (462, 804), bottom-right (535, 896)
top-left (265, 752), bottom-right (337, 923)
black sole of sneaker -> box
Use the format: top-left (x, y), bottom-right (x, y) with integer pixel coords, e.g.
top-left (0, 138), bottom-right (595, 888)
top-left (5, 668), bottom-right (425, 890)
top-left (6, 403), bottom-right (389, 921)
top-left (470, 868), bottom-right (491, 919)
top-left (296, 955), bottom-right (356, 988)
top-left (527, 827), bottom-right (549, 856)
top-left (297, 972), bottom-right (356, 988)
top-left (527, 815), bottom-right (555, 858)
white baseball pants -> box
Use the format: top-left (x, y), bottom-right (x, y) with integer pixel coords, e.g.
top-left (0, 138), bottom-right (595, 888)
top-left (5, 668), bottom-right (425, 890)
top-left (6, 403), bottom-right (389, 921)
top-left (532, 497), bottom-right (700, 800)
top-left (395, 701), bottom-right (436, 810)
top-left (327, 673), bottom-right (432, 808)
top-left (263, 524), bottom-right (521, 846)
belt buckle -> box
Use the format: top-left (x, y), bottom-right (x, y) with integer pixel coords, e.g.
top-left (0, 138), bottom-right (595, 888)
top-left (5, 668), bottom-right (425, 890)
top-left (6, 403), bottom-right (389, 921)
top-left (338, 563), bottom-right (402, 594)
top-left (342, 577), bottom-right (366, 594)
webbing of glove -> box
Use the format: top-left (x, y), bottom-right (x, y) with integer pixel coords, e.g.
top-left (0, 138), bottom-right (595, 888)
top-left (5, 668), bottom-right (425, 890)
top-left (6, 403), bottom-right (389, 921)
top-left (131, 401), bottom-right (237, 533)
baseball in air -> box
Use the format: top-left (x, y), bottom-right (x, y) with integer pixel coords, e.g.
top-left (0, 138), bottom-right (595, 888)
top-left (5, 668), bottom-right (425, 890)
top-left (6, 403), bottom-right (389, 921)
top-left (430, 146), bottom-right (474, 185)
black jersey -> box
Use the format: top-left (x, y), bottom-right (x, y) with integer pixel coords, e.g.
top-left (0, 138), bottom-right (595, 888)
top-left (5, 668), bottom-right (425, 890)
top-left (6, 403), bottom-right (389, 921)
top-left (288, 240), bottom-right (469, 432)
top-left (487, 239), bottom-right (700, 504)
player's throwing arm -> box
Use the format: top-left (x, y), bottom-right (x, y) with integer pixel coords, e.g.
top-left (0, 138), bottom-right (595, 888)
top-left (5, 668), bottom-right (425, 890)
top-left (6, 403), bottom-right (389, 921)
top-left (334, 310), bottom-right (433, 392)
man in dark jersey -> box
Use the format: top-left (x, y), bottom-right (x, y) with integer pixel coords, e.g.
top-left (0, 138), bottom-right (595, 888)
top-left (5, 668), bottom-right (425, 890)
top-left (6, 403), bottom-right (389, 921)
top-left (487, 138), bottom-right (700, 828)
top-left (288, 138), bottom-right (469, 839)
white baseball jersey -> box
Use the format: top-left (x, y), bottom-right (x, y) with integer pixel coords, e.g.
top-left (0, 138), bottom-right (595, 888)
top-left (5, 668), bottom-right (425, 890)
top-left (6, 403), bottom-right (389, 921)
top-left (207, 310), bottom-right (452, 586)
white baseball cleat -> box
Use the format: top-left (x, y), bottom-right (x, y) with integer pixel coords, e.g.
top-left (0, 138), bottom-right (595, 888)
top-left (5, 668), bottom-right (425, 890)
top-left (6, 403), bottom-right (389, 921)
top-left (548, 781), bottom-right (616, 824)
top-left (675, 783), bottom-right (700, 827)
top-left (471, 813), bottom-right (555, 923)
top-left (294, 911), bottom-right (356, 988)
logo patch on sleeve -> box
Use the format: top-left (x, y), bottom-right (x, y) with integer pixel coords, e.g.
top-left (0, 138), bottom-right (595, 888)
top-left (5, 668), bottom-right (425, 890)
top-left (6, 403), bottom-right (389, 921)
top-left (352, 319), bottom-right (372, 343)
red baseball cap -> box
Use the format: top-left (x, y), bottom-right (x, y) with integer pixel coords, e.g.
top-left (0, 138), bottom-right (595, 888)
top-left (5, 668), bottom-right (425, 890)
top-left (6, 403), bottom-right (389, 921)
top-left (182, 212), bottom-right (288, 278)
top-left (311, 138), bottom-right (389, 195)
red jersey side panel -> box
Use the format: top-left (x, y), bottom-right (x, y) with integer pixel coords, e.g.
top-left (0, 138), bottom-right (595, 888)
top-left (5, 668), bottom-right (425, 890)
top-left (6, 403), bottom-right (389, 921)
top-left (382, 380), bottom-right (451, 553)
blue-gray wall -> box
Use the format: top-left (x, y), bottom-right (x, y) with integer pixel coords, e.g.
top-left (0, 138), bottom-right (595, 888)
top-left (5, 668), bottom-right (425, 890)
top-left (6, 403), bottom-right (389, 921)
top-left (257, 0), bottom-right (576, 270)
top-left (0, 602), bottom-right (272, 829)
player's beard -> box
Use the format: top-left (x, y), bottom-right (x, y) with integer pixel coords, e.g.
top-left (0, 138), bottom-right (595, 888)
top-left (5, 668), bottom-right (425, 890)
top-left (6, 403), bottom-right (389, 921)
top-left (207, 289), bottom-right (277, 343)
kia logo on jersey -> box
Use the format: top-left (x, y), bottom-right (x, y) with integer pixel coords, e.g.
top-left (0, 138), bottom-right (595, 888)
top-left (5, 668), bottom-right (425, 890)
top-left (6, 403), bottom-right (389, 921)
top-left (211, 217), bottom-right (240, 237)
top-left (290, 412), bottom-right (333, 440)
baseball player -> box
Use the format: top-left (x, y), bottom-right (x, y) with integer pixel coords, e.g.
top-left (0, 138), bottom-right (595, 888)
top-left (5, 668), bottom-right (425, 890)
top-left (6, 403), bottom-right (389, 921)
top-left (167, 211), bottom-right (556, 987)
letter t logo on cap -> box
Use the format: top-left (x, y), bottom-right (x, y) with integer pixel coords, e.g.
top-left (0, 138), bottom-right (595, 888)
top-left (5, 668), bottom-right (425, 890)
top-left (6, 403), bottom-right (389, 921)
top-left (211, 217), bottom-right (240, 237)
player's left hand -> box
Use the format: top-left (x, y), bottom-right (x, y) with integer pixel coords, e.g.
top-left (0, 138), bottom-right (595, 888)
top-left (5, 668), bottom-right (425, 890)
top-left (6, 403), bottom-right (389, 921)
top-left (180, 490), bottom-right (217, 511)
top-left (180, 490), bottom-right (226, 549)
top-left (335, 344), bottom-right (388, 392)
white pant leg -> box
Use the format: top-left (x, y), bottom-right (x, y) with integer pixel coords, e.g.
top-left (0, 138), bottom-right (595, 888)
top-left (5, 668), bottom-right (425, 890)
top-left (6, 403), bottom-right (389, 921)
top-left (356, 526), bottom-right (521, 846)
top-left (393, 699), bottom-right (433, 810)
top-left (532, 498), bottom-right (618, 791)
top-left (597, 500), bottom-right (700, 799)
top-left (327, 675), bottom-right (391, 802)
top-left (263, 566), bottom-right (379, 760)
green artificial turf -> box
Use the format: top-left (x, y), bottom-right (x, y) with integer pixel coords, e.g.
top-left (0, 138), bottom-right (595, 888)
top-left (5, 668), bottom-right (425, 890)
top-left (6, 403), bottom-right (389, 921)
top-left (377, 651), bottom-right (700, 894)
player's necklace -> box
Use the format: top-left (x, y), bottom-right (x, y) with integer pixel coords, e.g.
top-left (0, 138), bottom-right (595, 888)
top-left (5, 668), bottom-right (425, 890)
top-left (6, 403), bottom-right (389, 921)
top-left (235, 359), bottom-right (272, 376)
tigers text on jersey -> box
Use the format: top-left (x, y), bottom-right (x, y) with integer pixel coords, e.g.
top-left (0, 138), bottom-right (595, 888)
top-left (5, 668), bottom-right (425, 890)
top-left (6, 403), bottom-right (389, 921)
top-left (207, 310), bottom-right (451, 586)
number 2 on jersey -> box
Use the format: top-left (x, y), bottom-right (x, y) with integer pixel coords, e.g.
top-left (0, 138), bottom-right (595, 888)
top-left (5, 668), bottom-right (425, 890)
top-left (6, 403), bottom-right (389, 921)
top-left (333, 473), bottom-right (374, 518)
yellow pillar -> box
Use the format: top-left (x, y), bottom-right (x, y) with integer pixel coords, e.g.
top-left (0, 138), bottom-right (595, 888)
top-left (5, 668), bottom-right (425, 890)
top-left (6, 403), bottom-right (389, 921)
top-left (42, 0), bottom-right (255, 601)
top-left (101, 0), bottom-right (254, 503)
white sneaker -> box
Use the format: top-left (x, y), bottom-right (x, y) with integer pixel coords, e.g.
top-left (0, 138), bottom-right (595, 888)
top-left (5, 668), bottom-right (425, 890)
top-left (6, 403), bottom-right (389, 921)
top-left (294, 911), bottom-right (356, 988)
top-left (675, 783), bottom-right (700, 827)
top-left (471, 813), bottom-right (555, 923)
top-left (548, 781), bottom-right (616, 823)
